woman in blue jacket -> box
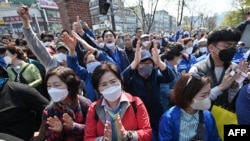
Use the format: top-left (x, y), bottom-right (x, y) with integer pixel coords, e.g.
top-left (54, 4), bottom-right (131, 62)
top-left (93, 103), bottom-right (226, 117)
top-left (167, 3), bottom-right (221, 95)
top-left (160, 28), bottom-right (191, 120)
top-left (158, 73), bottom-right (221, 141)
top-left (61, 31), bottom-right (115, 102)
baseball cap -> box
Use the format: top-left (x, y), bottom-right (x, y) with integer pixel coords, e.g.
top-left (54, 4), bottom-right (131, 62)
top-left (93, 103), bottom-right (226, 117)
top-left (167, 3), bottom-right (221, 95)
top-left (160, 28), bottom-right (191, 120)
top-left (140, 50), bottom-right (152, 61)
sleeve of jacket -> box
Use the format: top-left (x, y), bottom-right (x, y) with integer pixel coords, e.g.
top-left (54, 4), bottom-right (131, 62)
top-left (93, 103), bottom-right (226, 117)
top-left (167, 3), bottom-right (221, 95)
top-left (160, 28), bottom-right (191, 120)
top-left (28, 64), bottom-right (42, 88)
top-left (96, 51), bottom-right (115, 64)
top-left (134, 97), bottom-right (152, 141)
top-left (158, 112), bottom-right (175, 141)
top-left (84, 102), bottom-right (101, 141)
top-left (22, 27), bottom-right (58, 71)
top-left (157, 66), bottom-right (175, 83)
top-left (237, 20), bottom-right (250, 32)
top-left (67, 54), bottom-right (89, 81)
top-left (121, 66), bottom-right (136, 88)
top-left (121, 50), bottom-right (130, 71)
top-left (14, 82), bottom-right (49, 111)
top-left (204, 111), bottom-right (221, 141)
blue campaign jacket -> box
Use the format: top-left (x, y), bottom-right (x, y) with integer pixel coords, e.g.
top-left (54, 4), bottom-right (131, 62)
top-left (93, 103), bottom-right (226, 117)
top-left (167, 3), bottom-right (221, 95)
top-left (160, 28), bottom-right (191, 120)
top-left (158, 106), bottom-right (221, 141)
top-left (101, 47), bottom-right (130, 72)
top-left (177, 54), bottom-right (197, 74)
top-left (122, 65), bottom-right (175, 133)
top-left (67, 52), bottom-right (115, 102)
top-left (233, 47), bottom-right (245, 64)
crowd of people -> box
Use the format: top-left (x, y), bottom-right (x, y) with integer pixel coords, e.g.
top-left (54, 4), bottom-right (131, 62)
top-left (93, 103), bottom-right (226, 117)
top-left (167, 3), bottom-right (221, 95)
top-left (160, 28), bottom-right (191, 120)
top-left (0, 4), bottom-right (250, 141)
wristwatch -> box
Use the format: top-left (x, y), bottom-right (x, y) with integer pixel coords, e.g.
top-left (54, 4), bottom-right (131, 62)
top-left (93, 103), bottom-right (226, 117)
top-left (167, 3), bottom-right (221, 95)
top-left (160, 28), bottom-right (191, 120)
top-left (126, 131), bottom-right (133, 141)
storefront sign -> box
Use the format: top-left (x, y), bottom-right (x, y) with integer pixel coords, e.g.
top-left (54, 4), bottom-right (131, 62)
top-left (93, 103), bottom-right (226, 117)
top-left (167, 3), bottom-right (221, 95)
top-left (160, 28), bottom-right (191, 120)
top-left (0, 2), bottom-right (10, 8)
top-left (39, 0), bottom-right (58, 9)
top-left (3, 16), bottom-right (32, 24)
top-left (48, 17), bottom-right (61, 22)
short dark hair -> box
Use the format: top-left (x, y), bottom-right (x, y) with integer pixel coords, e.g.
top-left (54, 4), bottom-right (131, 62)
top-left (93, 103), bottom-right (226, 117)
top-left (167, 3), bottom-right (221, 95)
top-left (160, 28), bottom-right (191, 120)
top-left (102, 29), bottom-right (116, 39)
top-left (6, 45), bottom-right (26, 60)
top-left (91, 62), bottom-right (123, 93)
top-left (135, 27), bottom-right (142, 33)
top-left (207, 26), bottom-right (241, 46)
top-left (170, 73), bottom-right (210, 109)
top-left (61, 29), bottom-right (70, 35)
top-left (246, 11), bottom-right (250, 15)
top-left (183, 37), bottom-right (194, 45)
top-left (45, 67), bottom-right (81, 100)
top-left (40, 33), bottom-right (54, 40)
top-left (163, 42), bottom-right (184, 61)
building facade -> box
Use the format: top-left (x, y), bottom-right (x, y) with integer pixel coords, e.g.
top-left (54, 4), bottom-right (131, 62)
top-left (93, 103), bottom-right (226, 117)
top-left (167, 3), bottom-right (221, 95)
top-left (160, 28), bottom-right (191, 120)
top-left (0, 0), bottom-right (62, 37)
top-left (89, 0), bottom-right (137, 35)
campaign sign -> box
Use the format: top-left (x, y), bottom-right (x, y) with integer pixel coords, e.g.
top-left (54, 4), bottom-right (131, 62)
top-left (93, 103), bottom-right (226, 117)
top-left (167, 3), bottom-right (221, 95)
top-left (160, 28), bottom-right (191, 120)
top-left (224, 125), bottom-right (250, 140)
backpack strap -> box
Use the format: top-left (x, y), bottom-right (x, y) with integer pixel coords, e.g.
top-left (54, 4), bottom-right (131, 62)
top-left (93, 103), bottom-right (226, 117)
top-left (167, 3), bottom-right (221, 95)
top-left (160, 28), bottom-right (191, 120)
top-left (11, 64), bottom-right (30, 84)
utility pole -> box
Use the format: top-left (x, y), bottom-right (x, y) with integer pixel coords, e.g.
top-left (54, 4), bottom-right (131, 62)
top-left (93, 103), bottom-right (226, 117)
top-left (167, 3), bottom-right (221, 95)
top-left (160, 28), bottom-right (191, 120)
top-left (110, 0), bottom-right (116, 31)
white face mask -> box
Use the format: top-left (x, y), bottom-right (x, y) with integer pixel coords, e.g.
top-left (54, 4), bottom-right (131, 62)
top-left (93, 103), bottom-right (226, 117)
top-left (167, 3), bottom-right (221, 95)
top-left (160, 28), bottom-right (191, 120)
top-left (185, 47), bottom-right (193, 54)
top-left (48, 88), bottom-right (68, 102)
top-left (3, 56), bottom-right (12, 65)
top-left (142, 41), bottom-right (150, 47)
top-left (199, 47), bottom-right (207, 53)
top-left (43, 41), bottom-right (51, 47)
top-left (164, 37), bottom-right (168, 41)
top-left (106, 42), bottom-right (115, 49)
top-left (101, 85), bottom-right (122, 102)
top-left (157, 49), bottom-right (161, 54)
top-left (191, 97), bottom-right (211, 110)
top-left (86, 61), bottom-right (101, 73)
top-left (99, 42), bottom-right (105, 48)
top-left (56, 53), bottom-right (67, 63)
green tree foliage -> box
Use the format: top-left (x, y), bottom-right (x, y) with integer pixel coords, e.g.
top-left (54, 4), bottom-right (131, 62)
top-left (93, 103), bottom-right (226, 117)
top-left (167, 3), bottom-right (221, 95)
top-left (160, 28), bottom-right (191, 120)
top-left (221, 0), bottom-right (250, 26)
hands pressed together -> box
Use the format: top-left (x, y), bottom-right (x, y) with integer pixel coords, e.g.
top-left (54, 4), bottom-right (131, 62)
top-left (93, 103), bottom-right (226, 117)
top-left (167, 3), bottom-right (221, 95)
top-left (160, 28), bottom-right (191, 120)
top-left (103, 115), bottom-right (130, 141)
top-left (46, 113), bottom-right (74, 133)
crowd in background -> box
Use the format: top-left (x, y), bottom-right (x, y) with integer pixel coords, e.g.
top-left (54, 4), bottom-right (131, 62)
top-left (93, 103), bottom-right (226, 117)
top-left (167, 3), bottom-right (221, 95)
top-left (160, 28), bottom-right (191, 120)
top-left (0, 4), bottom-right (250, 141)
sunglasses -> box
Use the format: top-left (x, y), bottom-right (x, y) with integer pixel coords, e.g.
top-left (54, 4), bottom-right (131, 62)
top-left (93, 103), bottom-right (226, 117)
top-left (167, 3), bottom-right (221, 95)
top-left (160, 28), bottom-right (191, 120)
top-left (186, 72), bottom-right (205, 86)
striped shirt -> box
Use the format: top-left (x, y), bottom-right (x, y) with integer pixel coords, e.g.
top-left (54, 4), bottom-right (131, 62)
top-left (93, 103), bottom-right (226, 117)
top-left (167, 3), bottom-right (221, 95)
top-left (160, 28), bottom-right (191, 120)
top-left (179, 109), bottom-right (199, 141)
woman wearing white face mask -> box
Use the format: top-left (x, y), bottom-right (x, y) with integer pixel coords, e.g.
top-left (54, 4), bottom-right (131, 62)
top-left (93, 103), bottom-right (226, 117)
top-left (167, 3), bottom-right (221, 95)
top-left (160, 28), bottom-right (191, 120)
top-left (159, 73), bottom-right (221, 141)
top-left (31, 67), bottom-right (92, 141)
top-left (85, 62), bottom-right (152, 141)
top-left (177, 37), bottom-right (197, 74)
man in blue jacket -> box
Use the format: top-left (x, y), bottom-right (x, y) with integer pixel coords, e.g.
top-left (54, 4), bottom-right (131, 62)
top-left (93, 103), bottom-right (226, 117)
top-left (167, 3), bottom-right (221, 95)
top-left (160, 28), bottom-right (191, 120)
top-left (122, 40), bottom-right (174, 140)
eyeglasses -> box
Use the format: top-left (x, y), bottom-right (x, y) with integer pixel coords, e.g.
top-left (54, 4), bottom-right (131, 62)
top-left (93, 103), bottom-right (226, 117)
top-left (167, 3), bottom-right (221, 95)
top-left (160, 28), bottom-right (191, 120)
top-left (186, 72), bottom-right (205, 86)
top-left (214, 44), bottom-right (236, 50)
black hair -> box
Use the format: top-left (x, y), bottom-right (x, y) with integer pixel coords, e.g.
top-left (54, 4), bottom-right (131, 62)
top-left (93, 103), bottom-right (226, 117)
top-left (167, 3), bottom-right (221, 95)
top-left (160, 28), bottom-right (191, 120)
top-left (162, 42), bottom-right (184, 61)
top-left (207, 26), bottom-right (242, 45)
top-left (102, 29), bottom-right (116, 39)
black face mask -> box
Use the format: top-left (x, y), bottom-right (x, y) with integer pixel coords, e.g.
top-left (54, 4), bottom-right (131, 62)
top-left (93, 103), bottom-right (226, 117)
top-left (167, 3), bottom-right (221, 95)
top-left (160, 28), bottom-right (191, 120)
top-left (218, 47), bottom-right (236, 62)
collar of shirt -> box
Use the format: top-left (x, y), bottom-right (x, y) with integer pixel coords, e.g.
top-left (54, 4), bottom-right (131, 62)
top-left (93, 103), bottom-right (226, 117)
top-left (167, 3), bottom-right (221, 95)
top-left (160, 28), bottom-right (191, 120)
top-left (101, 92), bottom-right (129, 110)
top-left (180, 108), bottom-right (199, 122)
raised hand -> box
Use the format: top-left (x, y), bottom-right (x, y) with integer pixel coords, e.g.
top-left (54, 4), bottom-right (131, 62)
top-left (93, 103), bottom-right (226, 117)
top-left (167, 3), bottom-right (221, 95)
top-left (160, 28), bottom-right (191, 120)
top-left (17, 4), bottom-right (30, 21)
top-left (61, 32), bottom-right (77, 52)
top-left (72, 16), bottom-right (84, 35)
top-left (218, 65), bottom-right (240, 91)
top-left (151, 39), bottom-right (160, 66)
top-left (117, 115), bottom-right (128, 141)
top-left (131, 40), bottom-right (142, 69)
top-left (62, 113), bottom-right (74, 130)
top-left (47, 116), bottom-right (63, 133)
top-left (103, 121), bottom-right (112, 141)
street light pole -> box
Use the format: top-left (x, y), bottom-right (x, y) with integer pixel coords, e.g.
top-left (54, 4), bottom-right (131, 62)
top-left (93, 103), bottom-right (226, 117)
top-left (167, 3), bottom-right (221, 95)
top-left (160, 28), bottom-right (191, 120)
top-left (110, 0), bottom-right (116, 31)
